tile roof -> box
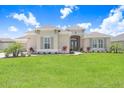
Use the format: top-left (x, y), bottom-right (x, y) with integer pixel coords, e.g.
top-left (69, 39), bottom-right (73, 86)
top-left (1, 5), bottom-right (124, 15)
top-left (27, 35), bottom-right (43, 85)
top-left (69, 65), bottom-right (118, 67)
top-left (0, 38), bottom-right (15, 43)
top-left (112, 33), bottom-right (124, 41)
top-left (84, 32), bottom-right (111, 38)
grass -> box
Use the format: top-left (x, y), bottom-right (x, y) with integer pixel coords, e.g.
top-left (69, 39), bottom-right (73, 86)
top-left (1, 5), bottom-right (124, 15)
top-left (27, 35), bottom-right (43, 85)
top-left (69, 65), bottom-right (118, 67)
top-left (0, 53), bottom-right (124, 88)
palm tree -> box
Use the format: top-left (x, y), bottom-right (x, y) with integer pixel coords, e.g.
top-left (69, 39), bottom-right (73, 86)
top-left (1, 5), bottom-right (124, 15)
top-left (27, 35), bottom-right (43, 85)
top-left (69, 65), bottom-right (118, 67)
top-left (4, 42), bottom-right (23, 57)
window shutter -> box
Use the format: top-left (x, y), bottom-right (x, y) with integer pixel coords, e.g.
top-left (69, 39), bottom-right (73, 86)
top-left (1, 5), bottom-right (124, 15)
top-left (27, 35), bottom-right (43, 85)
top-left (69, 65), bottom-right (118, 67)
top-left (90, 38), bottom-right (92, 48)
top-left (41, 37), bottom-right (43, 49)
top-left (51, 37), bottom-right (54, 49)
top-left (104, 38), bottom-right (106, 48)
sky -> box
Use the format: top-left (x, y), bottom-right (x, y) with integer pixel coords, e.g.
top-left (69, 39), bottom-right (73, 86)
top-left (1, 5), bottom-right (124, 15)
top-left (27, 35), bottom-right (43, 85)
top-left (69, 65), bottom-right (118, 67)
top-left (0, 5), bottom-right (124, 38)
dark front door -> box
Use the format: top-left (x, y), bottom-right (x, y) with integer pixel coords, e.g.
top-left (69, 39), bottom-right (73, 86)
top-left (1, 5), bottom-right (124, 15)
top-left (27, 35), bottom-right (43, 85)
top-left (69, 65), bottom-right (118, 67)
top-left (70, 36), bottom-right (80, 51)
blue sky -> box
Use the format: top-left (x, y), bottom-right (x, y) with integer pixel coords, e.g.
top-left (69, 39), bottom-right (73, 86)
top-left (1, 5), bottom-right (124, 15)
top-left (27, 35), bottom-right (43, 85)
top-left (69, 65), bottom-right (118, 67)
top-left (0, 5), bottom-right (123, 38)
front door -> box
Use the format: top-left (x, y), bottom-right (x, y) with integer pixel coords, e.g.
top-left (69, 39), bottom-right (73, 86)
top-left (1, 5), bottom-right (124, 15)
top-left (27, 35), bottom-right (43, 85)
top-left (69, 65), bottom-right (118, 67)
top-left (70, 36), bottom-right (80, 51)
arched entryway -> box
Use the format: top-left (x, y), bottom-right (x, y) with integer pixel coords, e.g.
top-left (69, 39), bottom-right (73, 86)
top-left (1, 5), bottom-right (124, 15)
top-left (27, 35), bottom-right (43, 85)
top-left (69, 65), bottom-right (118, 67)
top-left (70, 35), bottom-right (80, 51)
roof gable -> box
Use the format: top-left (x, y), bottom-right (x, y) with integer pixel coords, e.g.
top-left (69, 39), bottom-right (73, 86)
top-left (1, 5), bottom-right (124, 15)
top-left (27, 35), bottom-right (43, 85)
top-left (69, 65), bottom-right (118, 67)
top-left (84, 32), bottom-right (111, 38)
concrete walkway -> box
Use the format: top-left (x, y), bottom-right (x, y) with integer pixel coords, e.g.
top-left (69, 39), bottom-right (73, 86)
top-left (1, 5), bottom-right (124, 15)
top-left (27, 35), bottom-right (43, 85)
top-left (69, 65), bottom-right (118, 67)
top-left (73, 51), bottom-right (83, 55)
top-left (0, 53), bottom-right (5, 58)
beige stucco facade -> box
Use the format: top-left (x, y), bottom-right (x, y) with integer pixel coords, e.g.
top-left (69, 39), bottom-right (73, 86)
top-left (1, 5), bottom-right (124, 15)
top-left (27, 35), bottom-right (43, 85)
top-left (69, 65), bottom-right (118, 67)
top-left (83, 37), bottom-right (111, 52)
top-left (16, 26), bottom-right (112, 53)
top-left (83, 38), bottom-right (90, 52)
top-left (58, 31), bottom-right (71, 53)
top-left (24, 27), bottom-right (71, 53)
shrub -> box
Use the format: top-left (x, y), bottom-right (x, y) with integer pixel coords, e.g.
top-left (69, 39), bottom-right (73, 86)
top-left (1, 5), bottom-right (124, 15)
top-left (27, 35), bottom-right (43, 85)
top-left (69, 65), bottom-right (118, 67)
top-left (48, 52), bottom-right (51, 54)
top-left (3, 42), bottom-right (23, 57)
top-left (110, 43), bottom-right (122, 53)
top-left (43, 52), bottom-right (46, 54)
top-left (55, 52), bottom-right (58, 54)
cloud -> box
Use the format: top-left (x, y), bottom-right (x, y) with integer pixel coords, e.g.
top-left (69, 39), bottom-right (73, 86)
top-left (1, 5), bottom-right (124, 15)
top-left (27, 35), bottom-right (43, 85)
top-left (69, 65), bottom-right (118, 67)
top-left (8, 26), bottom-right (18, 32)
top-left (60, 5), bottom-right (78, 19)
top-left (77, 23), bottom-right (92, 29)
top-left (90, 5), bottom-right (124, 36)
top-left (57, 23), bottom-right (91, 30)
top-left (27, 28), bottom-right (33, 31)
top-left (1, 33), bottom-right (10, 38)
top-left (57, 25), bottom-right (71, 30)
top-left (10, 12), bottom-right (40, 27)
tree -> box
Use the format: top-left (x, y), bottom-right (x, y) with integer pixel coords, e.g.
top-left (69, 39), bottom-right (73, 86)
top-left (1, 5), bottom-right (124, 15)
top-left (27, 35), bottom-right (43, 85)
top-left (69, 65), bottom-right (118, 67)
top-left (4, 42), bottom-right (23, 57)
top-left (3, 48), bottom-right (12, 57)
top-left (110, 42), bottom-right (122, 53)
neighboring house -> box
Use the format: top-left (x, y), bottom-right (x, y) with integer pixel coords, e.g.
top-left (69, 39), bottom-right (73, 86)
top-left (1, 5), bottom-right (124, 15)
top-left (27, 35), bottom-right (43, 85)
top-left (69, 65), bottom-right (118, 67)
top-left (15, 36), bottom-right (28, 51)
top-left (111, 33), bottom-right (124, 49)
top-left (16, 26), bottom-right (111, 53)
top-left (0, 38), bottom-right (15, 50)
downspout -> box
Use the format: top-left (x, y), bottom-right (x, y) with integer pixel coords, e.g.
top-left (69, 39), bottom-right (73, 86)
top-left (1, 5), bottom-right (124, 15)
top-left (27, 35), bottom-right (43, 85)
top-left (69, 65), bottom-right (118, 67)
top-left (58, 30), bottom-right (60, 53)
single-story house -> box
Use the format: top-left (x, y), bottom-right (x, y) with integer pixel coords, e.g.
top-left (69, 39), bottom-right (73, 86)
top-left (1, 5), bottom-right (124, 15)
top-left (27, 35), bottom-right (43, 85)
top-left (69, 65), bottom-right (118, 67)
top-left (0, 38), bottom-right (15, 50)
top-left (2, 26), bottom-right (124, 53)
top-left (16, 26), bottom-right (112, 53)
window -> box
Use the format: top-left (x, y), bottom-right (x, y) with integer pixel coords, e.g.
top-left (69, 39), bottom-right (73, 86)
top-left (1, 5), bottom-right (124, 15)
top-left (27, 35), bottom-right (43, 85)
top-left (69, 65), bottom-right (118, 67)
top-left (92, 39), bottom-right (104, 48)
top-left (92, 39), bottom-right (97, 48)
top-left (98, 39), bottom-right (104, 48)
top-left (43, 37), bottom-right (51, 49)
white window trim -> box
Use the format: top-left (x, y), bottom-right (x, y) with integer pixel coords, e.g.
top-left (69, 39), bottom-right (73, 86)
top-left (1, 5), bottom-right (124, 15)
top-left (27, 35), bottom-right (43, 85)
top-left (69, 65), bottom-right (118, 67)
top-left (98, 39), bottom-right (104, 48)
top-left (43, 36), bottom-right (52, 49)
top-left (92, 39), bottom-right (104, 49)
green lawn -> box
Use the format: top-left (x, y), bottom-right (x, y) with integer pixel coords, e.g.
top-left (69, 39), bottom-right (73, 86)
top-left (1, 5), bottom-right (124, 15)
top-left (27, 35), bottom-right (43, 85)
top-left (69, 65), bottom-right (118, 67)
top-left (0, 53), bottom-right (124, 88)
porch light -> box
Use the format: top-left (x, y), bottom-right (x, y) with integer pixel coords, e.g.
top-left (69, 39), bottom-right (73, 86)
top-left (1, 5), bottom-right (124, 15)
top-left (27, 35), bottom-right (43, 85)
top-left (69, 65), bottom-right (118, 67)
top-left (54, 29), bottom-right (60, 33)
